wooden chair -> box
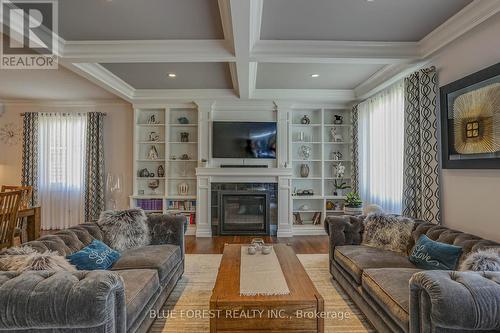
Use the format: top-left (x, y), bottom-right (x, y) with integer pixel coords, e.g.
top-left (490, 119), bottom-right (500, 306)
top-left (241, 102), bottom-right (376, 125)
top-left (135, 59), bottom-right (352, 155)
top-left (1, 185), bottom-right (32, 244)
top-left (0, 190), bottom-right (22, 250)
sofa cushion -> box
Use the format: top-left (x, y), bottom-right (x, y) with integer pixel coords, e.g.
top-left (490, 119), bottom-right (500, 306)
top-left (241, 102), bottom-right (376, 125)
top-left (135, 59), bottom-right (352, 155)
top-left (335, 245), bottom-right (416, 284)
top-left (111, 244), bottom-right (181, 283)
top-left (115, 269), bottom-right (160, 329)
top-left (362, 268), bottom-right (422, 331)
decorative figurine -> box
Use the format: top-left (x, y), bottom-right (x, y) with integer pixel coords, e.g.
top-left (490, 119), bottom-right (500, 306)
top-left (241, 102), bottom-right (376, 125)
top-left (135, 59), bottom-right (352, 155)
top-left (326, 200), bottom-right (335, 210)
top-left (148, 146), bottom-right (159, 160)
top-left (180, 132), bottom-right (189, 142)
top-left (148, 132), bottom-right (160, 142)
top-left (293, 213), bottom-right (303, 225)
top-left (330, 126), bottom-right (343, 142)
top-left (147, 115), bottom-right (157, 124)
top-left (180, 153), bottom-right (190, 160)
top-left (299, 145), bottom-right (312, 160)
top-left (170, 155), bottom-right (177, 160)
top-left (157, 165), bottom-right (165, 178)
top-left (138, 168), bottom-right (150, 177)
top-left (331, 151), bottom-right (343, 161)
top-left (300, 115), bottom-right (311, 124)
top-left (333, 115), bottom-right (343, 124)
top-left (177, 117), bottom-right (189, 124)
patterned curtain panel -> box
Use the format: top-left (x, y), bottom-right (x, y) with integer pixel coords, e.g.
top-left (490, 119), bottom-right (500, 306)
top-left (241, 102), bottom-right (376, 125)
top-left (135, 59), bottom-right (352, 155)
top-left (21, 113), bottom-right (39, 206)
top-left (351, 105), bottom-right (359, 193)
top-left (84, 112), bottom-right (105, 222)
top-left (402, 67), bottom-right (441, 223)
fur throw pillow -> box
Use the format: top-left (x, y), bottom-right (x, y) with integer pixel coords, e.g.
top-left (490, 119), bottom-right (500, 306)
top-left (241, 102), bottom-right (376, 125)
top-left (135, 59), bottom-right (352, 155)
top-left (0, 246), bottom-right (76, 272)
top-left (362, 213), bottom-right (415, 255)
top-left (97, 208), bottom-right (151, 251)
top-left (459, 248), bottom-right (500, 272)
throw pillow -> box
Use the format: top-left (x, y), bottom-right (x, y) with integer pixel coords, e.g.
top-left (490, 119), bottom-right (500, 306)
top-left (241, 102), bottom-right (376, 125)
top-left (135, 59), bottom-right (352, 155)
top-left (97, 208), bottom-right (151, 251)
top-left (67, 240), bottom-right (120, 270)
top-left (459, 248), bottom-right (500, 271)
top-left (362, 213), bottom-right (415, 255)
top-left (409, 235), bottom-right (462, 270)
top-left (0, 246), bottom-right (76, 272)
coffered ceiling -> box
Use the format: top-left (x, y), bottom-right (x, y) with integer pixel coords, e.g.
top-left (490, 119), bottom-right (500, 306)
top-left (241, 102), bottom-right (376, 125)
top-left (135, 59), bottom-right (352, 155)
top-left (2, 0), bottom-right (500, 105)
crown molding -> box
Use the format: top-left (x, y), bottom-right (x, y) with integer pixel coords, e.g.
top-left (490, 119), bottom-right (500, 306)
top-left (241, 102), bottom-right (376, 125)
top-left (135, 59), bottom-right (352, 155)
top-left (214, 100), bottom-right (275, 111)
top-left (0, 99), bottom-right (128, 107)
top-left (252, 40), bottom-right (419, 64)
top-left (419, 0), bottom-right (500, 58)
top-left (64, 62), bottom-right (135, 102)
top-left (62, 40), bottom-right (235, 63)
top-left (253, 89), bottom-right (354, 104)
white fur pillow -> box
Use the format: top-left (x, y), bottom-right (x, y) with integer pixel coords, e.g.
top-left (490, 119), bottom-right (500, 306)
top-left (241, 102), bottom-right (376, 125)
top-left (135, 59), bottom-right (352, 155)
top-left (0, 246), bottom-right (76, 272)
top-left (459, 248), bottom-right (500, 271)
top-left (97, 208), bottom-right (151, 251)
top-left (362, 213), bottom-right (415, 255)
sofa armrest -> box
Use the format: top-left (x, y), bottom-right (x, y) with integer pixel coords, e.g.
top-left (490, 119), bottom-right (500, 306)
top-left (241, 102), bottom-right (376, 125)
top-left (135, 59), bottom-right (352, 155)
top-left (324, 215), bottom-right (364, 266)
top-left (147, 214), bottom-right (186, 255)
top-left (409, 270), bottom-right (500, 333)
top-left (0, 271), bottom-right (126, 332)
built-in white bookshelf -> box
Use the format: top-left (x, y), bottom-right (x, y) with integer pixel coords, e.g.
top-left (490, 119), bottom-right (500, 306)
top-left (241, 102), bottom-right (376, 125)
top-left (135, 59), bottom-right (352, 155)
top-left (130, 107), bottom-right (198, 235)
top-left (290, 108), bottom-right (353, 234)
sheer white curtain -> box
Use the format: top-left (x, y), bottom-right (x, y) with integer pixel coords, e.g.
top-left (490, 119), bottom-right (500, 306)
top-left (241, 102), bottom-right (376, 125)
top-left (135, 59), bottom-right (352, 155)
top-left (358, 81), bottom-right (405, 214)
top-left (38, 113), bottom-right (87, 229)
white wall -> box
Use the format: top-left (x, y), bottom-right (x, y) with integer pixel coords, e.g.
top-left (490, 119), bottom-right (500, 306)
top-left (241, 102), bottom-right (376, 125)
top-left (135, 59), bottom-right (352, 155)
top-left (432, 13), bottom-right (500, 242)
top-left (0, 102), bottom-right (134, 211)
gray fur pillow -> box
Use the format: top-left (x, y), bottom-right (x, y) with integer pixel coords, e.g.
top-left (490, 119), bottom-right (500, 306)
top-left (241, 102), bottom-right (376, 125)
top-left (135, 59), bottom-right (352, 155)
top-left (0, 246), bottom-right (76, 272)
top-left (97, 208), bottom-right (151, 251)
top-left (459, 248), bottom-right (500, 271)
top-left (362, 213), bottom-right (415, 255)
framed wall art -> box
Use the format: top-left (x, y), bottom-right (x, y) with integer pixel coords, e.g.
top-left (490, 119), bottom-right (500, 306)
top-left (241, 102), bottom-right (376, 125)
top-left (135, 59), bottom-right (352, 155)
top-left (440, 62), bottom-right (500, 169)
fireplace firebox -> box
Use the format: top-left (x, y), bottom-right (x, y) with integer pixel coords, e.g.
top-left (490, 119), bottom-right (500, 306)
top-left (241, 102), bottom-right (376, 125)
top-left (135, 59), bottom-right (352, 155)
top-left (219, 191), bottom-right (270, 235)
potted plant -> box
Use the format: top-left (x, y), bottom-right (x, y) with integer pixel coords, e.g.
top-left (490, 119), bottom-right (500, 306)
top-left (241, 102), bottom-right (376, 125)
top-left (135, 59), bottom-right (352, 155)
top-left (333, 180), bottom-right (351, 197)
top-left (344, 192), bottom-right (363, 215)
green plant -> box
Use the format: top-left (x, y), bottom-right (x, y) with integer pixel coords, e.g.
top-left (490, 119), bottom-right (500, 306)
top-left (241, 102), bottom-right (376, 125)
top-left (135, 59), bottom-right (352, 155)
top-left (344, 192), bottom-right (362, 208)
top-left (334, 180), bottom-right (351, 190)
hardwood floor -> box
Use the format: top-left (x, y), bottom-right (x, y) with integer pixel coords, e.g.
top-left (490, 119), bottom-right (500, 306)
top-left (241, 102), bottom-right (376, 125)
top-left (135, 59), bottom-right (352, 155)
top-left (185, 235), bottom-right (329, 254)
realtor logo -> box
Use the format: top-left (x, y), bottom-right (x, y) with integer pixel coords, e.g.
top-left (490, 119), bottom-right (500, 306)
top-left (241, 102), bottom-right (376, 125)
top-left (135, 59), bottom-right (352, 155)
top-left (1, 0), bottom-right (58, 69)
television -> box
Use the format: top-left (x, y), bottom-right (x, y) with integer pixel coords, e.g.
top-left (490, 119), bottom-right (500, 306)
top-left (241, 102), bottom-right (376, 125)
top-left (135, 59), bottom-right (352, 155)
top-left (212, 122), bottom-right (277, 159)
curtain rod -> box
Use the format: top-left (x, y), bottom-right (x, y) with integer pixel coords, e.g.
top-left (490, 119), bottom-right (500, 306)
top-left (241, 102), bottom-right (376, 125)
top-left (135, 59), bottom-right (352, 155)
top-left (20, 112), bottom-right (107, 116)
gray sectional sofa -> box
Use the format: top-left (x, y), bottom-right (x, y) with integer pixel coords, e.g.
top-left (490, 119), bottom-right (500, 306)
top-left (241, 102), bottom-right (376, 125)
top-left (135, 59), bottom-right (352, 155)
top-left (0, 214), bottom-right (185, 333)
top-left (325, 215), bottom-right (500, 333)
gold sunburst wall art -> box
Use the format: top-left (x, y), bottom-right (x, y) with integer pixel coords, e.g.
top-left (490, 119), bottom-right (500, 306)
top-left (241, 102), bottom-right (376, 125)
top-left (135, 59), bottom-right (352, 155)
top-left (452, 83), bottom-right (500, 155)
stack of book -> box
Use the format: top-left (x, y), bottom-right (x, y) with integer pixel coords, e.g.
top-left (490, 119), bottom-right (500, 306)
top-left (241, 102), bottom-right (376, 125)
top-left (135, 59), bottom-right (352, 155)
top-left (136, 199), bottom-right (163, 211)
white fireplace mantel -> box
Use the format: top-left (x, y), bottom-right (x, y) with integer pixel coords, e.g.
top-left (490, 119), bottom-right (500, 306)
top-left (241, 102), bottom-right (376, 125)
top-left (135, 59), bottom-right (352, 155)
top-left (195, 167), bottom-right (293, 238)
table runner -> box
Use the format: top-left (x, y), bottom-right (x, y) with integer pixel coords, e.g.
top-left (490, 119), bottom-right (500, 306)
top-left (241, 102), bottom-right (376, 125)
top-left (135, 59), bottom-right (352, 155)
top-left (240, 245), bottom-right (290, 296)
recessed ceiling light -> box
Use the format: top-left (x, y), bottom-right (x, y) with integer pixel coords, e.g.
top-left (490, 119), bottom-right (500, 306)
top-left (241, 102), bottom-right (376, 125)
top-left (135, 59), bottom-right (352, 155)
top-left (310, 74), bottom-right (320, 78)
top-left (168, 73), bottom-right (176, 78)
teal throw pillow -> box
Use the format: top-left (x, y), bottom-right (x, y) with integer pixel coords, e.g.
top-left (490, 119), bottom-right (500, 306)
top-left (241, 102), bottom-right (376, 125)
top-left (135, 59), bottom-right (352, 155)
top-left (67, 240), bottom-right (120, 270)
top-left (409, 235), bottom-right (462, 270)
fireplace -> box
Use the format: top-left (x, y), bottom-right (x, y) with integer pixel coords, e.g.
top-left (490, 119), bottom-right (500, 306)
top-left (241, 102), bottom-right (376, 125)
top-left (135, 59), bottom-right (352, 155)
top-left (211, 183), bottom-right (277, 236)
top-left (219, 192), bottom-right (270, 235)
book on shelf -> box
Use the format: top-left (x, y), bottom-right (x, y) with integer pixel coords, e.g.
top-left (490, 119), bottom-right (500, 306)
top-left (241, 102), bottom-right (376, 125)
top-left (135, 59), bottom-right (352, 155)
top-left (136, 199), bottom-right (162, 211)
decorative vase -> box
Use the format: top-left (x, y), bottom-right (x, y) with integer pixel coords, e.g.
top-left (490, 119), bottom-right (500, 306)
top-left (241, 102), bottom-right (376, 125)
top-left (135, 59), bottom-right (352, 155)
top-left (157, 165), bottom-right (165, 178)
top-left (180, 132), bottom-right (189, 142)
top-left (177, 182), bottom-right (189, 196)
top-left (344, 206), bottom-right (363, 216)
top-left (333, 115), bottom-right (343, 124)
top-left (299, 145), bottom-right (312, 160)
top-left (177, 117), bottom-right (189, 124)
top-left (300, 115), bottom-right (311, 124)
top-left (299, 164), bottom-right (310, 178)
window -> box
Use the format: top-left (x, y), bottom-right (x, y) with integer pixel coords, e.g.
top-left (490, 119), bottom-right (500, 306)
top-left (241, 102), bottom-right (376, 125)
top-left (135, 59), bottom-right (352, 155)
top-left (38, 113), bottom-right (87, 229)
top-left (358, 81), bottom-right (405, 214)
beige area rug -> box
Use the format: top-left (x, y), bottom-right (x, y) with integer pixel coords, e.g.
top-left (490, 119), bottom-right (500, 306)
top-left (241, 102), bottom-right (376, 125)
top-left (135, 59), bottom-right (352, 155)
top-left (148, 254), bottom-right (374, 333)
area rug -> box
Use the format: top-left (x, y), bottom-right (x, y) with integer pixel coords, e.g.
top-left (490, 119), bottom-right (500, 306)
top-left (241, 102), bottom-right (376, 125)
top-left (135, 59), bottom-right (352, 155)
top-left (148, 254), bottom-right (374, 333)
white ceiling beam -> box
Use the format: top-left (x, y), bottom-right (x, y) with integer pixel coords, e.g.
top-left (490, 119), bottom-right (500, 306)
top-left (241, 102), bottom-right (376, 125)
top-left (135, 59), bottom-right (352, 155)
top-left (62, 40), bottom-right (235, 63)
top-left (252, 40), bottom-right (419, 64)
top-left (133, 89), bottom-right (238, 102)
top-left (228, 0), bottom-right (262, 99)
top-left (62, 62), bottom-right (135, 102)
top-left (419, 0), bottom-right (500, 58)
top-left (253, 89), bottom-right (355, 104)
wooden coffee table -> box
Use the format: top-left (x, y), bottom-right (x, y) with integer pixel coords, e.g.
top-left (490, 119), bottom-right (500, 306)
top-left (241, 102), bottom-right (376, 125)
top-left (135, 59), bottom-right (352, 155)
top-left (210, 244), bottom-right (324, 332)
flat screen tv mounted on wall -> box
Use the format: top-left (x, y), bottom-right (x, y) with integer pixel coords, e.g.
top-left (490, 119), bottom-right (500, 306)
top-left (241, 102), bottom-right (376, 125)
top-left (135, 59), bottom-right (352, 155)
top-left (212, 122), bottom-right (277, 159)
